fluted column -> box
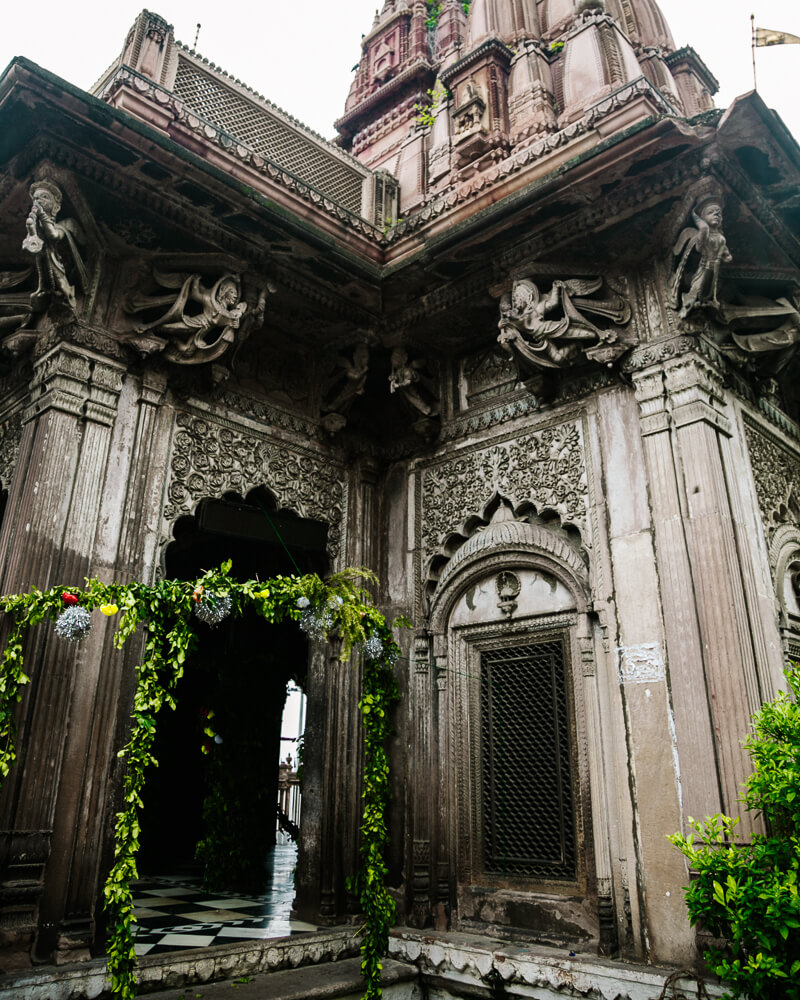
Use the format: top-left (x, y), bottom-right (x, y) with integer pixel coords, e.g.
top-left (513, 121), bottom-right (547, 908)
top-left (0, 343), bottom-right (125, 965)
top-left (663, 356), bottom-right (762, 835)
top-left (632, 367), bottom-right (722, 825)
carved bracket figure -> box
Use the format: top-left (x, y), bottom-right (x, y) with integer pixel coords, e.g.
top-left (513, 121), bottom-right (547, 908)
top-left (0, 181), bottom-right (90, 357)
top-left (124, 270), bottom-right (269, 365)
top-left (497, 276), bottom-right (631, 392)
top-left (669, 196), bottom-right (733, 320)
top-left (389, 347), bottom-right (440, 437)
top-left (321, 343), bottom-right (371, 433)
top-left (719, 293), bottom-right (800, 377)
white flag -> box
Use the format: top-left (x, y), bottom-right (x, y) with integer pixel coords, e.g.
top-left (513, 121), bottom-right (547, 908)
top-left (755, 27), bottom-right (800, 47)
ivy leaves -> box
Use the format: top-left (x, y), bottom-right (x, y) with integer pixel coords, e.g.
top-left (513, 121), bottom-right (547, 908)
top-left (0, 565), bottom-right (402, 1000)
top-left (669, 664), bottom-right (800, 999)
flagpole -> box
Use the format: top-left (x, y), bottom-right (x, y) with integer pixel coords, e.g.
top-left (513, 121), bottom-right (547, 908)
top-left (751, 13), bottom-right (758, 90)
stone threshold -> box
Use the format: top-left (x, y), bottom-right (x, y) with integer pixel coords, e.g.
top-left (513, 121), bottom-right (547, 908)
top-left (0, 927), bottom-right (360, 1000)
top-left (0, 926), bottom-right (730, 1000)
top-left (388, 929), bottom-right (726, 1000)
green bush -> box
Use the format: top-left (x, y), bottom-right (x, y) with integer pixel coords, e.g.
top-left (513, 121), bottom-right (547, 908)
top-left (669, 664), bottom-right (800, 999)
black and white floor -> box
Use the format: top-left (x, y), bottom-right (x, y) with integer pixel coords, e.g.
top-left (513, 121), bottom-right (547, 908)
top-left (131, 842), bottom-right (316, 955)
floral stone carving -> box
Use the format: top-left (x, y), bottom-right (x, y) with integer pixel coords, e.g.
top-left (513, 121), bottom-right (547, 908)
top-left (165, 412), bottom-right (345, 557)
top-left (497, 277), bottom-right (631, 394)
top-left (420, 421), bottom-right (588, 561)
top-left (744, 422), bottom-right (800, 543)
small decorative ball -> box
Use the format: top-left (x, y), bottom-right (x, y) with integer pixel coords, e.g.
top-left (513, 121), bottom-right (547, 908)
top-left (193, 592), bottom-right (232, 627)
top-left (55, 606), bottom-right (92, 643)
top-left (299, 604), bottom-right (335, 641)
top-left (363, 634), bottom-right (385, 661)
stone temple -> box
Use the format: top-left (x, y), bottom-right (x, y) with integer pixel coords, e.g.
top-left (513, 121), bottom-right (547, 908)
top-left (0, 0), bottom-right (799, 995)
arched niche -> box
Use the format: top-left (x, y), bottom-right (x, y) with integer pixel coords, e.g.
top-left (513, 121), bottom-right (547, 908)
top-left (423, 505), bottom-right (612, 952)
top-left (770, 522), bottom-right (800, 660)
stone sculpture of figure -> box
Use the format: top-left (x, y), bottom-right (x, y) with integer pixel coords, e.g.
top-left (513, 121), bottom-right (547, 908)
top-left (0, 268), bottom-right (35, 340)
top-left (497, 277), bottom-right (627, 379)
top-left (323, 343), bottom-right (370, 414)
top-left (22, 180), bottom-right (88, 311)
top-left (670, 197), bottom-right (733, 319)
top-left (126, 271), bottom-right (248, 364)
top-left (389, 347), bottom-right (438, 417)
top-left (720, 293), bottom-right (800, 376)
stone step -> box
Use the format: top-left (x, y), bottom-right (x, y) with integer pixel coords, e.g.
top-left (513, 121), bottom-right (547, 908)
top-left (134, 958), bottom-right (419, 1000)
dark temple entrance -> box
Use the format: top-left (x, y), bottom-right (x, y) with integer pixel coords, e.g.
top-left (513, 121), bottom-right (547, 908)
top-left (138, 490), bottom-right (327, 900)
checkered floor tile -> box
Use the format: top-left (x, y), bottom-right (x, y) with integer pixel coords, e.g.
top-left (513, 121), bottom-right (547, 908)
top-left (132, 843), bottom-right (316, 955)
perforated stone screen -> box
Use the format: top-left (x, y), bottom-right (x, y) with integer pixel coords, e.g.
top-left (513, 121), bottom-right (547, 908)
top-left (480, 637), bottom-right (577, 880)
top-left (174, 58), bottom-right (366, 215)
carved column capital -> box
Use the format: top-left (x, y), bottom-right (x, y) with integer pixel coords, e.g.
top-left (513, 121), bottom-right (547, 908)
top-left (631, 369), bottom-right (669, 437)
top-left (662, 354), bottom-right (731, 436)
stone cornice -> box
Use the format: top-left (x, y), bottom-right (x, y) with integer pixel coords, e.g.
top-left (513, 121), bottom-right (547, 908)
top-left (439, 38), bottom-right (514, 86)
top-left (335, 57), bottom-right (436, 136)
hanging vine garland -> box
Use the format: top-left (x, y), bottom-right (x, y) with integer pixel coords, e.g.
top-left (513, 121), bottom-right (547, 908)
top-left (0, 563), bottom-right (403, 1000)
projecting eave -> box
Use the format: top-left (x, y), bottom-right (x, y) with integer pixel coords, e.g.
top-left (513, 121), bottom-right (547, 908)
top-left (0, 58), bottom-right (387, 277)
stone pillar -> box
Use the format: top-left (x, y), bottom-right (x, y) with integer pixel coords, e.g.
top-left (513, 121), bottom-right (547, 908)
top-left (595, 386), bottom-right (696, 965)
top-left (294, 641), bottom-right (327, 923)
top-left (432, 630), bottom-right (451, 928)
top-left (632, 367), bottom-right (722, 825)
top-left (576, 626), bottom-right (617, 955)
top-left (0, 343), bottom-right (125, 966)
top-left (409, 633), bottom-right (433, 927)
top-left (663, 356), bottom-right (762, 833)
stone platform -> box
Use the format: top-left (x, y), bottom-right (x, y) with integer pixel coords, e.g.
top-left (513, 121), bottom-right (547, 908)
top-left (0, 928), bottom-right (725, 1000)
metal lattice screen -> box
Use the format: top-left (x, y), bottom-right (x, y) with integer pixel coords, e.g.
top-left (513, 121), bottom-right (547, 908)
top-left (173, 59), bottom-right (366, 215)
top-left (480, 638), bottom-right (577, 880)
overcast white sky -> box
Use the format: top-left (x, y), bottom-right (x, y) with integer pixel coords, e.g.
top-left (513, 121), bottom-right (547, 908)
top-left (0, 1), bottom-right (797, 142)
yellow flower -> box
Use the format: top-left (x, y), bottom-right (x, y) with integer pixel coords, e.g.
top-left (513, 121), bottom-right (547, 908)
top-left (100, 604), bottom-right (119, 616)
top-left (255, 588), bottom-right (271, 599)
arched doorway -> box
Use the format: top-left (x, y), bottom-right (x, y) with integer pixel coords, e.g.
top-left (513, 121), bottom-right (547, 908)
top-left (133, 488), bottom-right (328, 951)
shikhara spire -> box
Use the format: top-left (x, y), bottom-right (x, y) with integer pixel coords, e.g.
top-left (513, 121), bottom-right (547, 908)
top-left (338, 0), bottom-right (717, 214)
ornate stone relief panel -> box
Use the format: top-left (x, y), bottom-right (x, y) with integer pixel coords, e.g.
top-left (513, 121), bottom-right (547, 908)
top-left (744, 419), bottom-right (800, 543)
top-left (164, 411), bottom-right (346, 559)
top-left (459, 348), bottom-right (519, 409)
top-left (0, 411), bottom-right (23, 491)
top-left (419, 420), bottom-right (589, 569)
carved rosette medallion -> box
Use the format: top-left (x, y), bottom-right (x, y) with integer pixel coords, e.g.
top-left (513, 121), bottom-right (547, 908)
top-left (744, 421), bottom-right (800, 542)
top-left (420, 421), bottom-right (588, 564)
top-left (165, 412), bottom-right (345, 558)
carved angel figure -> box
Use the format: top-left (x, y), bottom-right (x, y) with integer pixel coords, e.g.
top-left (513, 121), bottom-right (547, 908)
top-left (0, 268), bottom-right (34, 337)
top-left (497, 277), bottom-right (629, 381)
top-left (720, 294), bottom-right (800, 376)
top-left (323, 343), bottom-right (370, 415)
top-left (389, 347), bottom-right (439, 418)
top-left (670, 197), bottom-right (733, 319)
top-left (126, 271), bottom-right (248, 364)
top-left (22, 180), bottom-right (88, 311)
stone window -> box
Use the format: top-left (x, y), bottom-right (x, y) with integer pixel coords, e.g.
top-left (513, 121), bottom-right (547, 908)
top-left (479, 634), bottom-right (577, 882)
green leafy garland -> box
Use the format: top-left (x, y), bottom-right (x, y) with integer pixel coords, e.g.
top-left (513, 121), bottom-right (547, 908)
top-left (0, 563), bottom-right (401, 999)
